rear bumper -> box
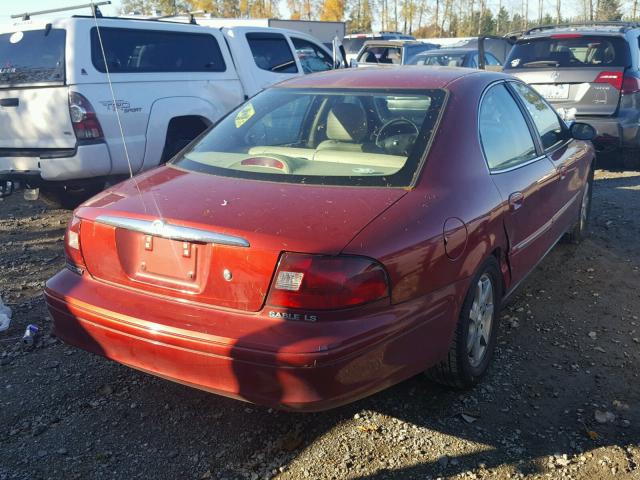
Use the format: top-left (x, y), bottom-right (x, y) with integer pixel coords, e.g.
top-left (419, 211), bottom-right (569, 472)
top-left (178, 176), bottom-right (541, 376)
top-left (44, 268), bottom-right (461, 411)
top-left (0, 142), bottom-right (112, 182)
top-left (578, 113), bottom-right (640, 151)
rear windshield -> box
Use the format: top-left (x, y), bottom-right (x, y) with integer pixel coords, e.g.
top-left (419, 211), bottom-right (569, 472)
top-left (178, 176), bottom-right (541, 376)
top-left (409, 53), bottom-right (467, 67)
top-left (0, 29), bottom-right (65, 87)
top-left (90, 27), bottom-right (226, 73)
top-left (505, 35), bottom-right (631, 69)
top-left (172, 88), bottom-right (446, 187)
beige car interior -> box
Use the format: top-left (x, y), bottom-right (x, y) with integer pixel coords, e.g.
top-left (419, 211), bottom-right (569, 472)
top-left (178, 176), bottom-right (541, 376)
top-left (247, 102), bottom-right (407, 169)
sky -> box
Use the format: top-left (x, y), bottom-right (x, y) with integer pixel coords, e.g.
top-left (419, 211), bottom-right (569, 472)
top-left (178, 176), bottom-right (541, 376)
top-left (0, 0), bottom-right (122, 28)
top-left (0, 0), bottom-right (610, 33)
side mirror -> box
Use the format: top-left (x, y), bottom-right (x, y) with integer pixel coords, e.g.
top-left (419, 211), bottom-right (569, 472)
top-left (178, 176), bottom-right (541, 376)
top-left (570, 122), bottom-right (596, 141)
top-left (350, 59), bottom-right (358, 68)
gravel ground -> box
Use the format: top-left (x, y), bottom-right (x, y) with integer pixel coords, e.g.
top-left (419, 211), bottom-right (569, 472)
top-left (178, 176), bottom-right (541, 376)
top-left (0, 169), bottom-right (639, 480)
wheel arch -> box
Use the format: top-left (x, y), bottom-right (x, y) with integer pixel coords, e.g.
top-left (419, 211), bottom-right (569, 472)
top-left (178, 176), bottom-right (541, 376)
top-left (141, 96), bottom-right (223, 171)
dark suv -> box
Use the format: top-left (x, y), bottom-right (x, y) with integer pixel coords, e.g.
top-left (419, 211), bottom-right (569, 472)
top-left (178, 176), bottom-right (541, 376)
top-left (505, 22), bottom-right (640, 168)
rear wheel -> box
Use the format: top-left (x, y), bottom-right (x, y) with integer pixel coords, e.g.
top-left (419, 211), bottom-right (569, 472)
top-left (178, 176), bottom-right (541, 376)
top-left (161, 117), bottom-right (209, 163)
top-left (564, 168), bottom-right (593, 244)
top-left (428, 257), bottom-right (501, 388)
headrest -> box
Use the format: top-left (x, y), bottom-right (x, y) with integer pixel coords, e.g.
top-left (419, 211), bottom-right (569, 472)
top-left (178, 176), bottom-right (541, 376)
top-left (326, 103), bottom-right (367, 142)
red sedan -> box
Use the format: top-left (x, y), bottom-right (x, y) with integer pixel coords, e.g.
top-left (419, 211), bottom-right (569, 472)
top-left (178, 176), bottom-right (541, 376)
top-left (45, 68), bottom-right (595, 411)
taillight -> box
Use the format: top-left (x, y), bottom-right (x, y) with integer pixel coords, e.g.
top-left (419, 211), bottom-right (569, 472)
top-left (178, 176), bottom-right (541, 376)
top-left (622, 74), bottom-right (640, 94)
top-left (594, 71), bottom-right (623, 90)
top-left (64, 215), bottom-right (85, 274)
top-left (69, 92), bottom-right (104, 141)
top-left (266, 253), bottom-right (389, 311)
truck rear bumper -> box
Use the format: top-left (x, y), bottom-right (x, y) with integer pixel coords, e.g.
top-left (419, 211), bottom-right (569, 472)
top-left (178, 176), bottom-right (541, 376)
top-left (578, 114), bottom-right (640, 151)
top-left (0, 142), bottom-right (112, 182)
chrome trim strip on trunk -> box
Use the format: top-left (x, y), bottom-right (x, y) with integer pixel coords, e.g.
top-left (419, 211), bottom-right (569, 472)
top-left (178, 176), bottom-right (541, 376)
top-left (95, 215), bottom-right (250, 247)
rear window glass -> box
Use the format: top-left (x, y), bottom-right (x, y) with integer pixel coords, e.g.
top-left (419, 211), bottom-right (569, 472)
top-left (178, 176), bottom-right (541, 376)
top-left (505, 35), bottom-right (631, 69)
top-left (172, 88), bottom-right (446, 187)
top-left (0, 29), bottom-right (65, 87)
top-left (358, 46), bottom-right (402, 64)
top-left (246, 33), bottom-right (298, 73)
top-left (409, 53), bottom-right (467, 67)
top-left (90, 28), bottom-right (226, 73)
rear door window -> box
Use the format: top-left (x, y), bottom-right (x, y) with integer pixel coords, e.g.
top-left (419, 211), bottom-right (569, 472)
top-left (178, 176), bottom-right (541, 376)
top-left (0, 29), bottom-right (65, 87)
top-left (246, 33), bottom-right (298, 73)
top-left (90, 28), bottom-right (226, 73)
top-left (291, 38), bottom-right (333, 74)
top-left (510, 82), bottom-right (568, 150)
top-left (505, 35), bottom-right (631, 69)
top-left (479, 84), bottom-right (538, 171)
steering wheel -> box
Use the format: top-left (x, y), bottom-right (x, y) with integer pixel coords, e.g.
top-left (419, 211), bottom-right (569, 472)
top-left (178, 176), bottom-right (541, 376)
top-left (375, 118), bottom-right (420, 149)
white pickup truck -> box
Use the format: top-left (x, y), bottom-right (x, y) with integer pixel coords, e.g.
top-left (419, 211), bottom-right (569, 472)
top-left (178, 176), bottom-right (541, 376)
top-left (0, 13), bottom-right (336, 207)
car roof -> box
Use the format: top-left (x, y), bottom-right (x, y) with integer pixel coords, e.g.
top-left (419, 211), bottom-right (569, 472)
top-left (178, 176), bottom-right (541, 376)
top-left (274, 66), bottom-right (506, 90)
top-left (520, 24), bottom-right (636, 40)
top-left (361, 40), bottom-right (432, 47)
top-left (420, 48), bottom-right (476, 55)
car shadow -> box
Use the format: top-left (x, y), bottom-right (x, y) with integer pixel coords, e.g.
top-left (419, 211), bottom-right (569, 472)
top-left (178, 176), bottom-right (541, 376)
top-left (12, 170), bottom-right (638, 478)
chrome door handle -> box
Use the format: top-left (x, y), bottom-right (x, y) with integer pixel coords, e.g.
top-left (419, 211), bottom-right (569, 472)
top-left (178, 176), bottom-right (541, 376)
top-left (508, 192), bottom-right (524, 212)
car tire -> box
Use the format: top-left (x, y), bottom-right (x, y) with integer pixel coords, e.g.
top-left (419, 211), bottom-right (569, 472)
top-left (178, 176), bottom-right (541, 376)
top-left (564, 168), bottom-right (594, 244)
top-left (427, 256), bottom-right (502, 388)
top-left (622, 149), bottom-right (640, 170)
top-left (39, 183), bottom-right (104, 210)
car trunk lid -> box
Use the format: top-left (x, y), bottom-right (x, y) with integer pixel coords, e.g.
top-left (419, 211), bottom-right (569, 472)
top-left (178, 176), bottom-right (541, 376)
top-left (76, 166), bottom-right (407, 312)
top-left (0, 27), bottom-right (76, 149)
top-left (511, 66), bottom-right (624, 115)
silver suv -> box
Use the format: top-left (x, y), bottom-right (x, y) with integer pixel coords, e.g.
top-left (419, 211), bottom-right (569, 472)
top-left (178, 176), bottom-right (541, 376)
top-left (504, 22), bottom-right (640, 169)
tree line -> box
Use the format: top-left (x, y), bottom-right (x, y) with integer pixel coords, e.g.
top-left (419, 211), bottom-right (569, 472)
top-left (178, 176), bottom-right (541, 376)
top-left (121, 0), bottom-right (632, 36)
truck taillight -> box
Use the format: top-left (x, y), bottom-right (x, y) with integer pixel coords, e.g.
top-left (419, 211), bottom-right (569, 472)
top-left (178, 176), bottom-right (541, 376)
top-left (64, 215), bottom-right (85, 274)
top-left (594, 71), bottom-right (623, 90)
top-left (69, 92), bottom-right (104, 141)
top-left (266, 253), bottom-right (389, 311)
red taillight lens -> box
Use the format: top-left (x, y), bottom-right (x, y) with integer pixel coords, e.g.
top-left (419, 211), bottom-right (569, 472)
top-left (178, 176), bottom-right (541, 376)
top-left (622, 74), bottom-right (640, 94)
top-left (64, 215), bottom-right (85, 274)
top-left (266, 253), bottom-right (389, 311)
top-left (594, 71), bottom-right (623, 90)
top-left (69, 92), bottom-right (104, 141)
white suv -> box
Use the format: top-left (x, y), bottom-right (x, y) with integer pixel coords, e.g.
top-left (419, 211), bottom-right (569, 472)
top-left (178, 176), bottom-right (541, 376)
top-left (0, 14), bottom-right (335, 207)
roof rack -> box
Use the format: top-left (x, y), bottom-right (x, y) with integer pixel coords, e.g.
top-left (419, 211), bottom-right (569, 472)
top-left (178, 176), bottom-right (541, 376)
top-left (148, 10), bottom-right (207, 25)
top-left (11, 1), bottom-right (111, 21)
top-left (526, 21), bottom-right (640, 35)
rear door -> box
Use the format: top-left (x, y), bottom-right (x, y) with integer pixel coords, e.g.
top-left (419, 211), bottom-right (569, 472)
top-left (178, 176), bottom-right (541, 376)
top-left (510, 81), bottom-right (589, 237)
top-left (479, 83), bottom-right (559, 285)
top-left (504, 34), bottom-right (631, 115)
top-left (0, 27), bottom-right (75, 150)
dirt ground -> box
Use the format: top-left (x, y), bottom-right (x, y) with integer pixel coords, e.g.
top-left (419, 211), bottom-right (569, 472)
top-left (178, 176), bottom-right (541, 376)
top-left (0, 168), bottom-right (639, 480)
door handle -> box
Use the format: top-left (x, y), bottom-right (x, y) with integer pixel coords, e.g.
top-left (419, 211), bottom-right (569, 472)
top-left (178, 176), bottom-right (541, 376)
top-left (0, 98), bottom-right (19, 107)
top-left (558, 165), bottom-right (568, 180)
top-left (508, 192), bottom-right (524, 212)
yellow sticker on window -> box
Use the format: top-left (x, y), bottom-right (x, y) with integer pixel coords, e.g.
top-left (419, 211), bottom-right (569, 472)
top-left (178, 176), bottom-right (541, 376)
top-left (235, 103), bottom-right (255, 128)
